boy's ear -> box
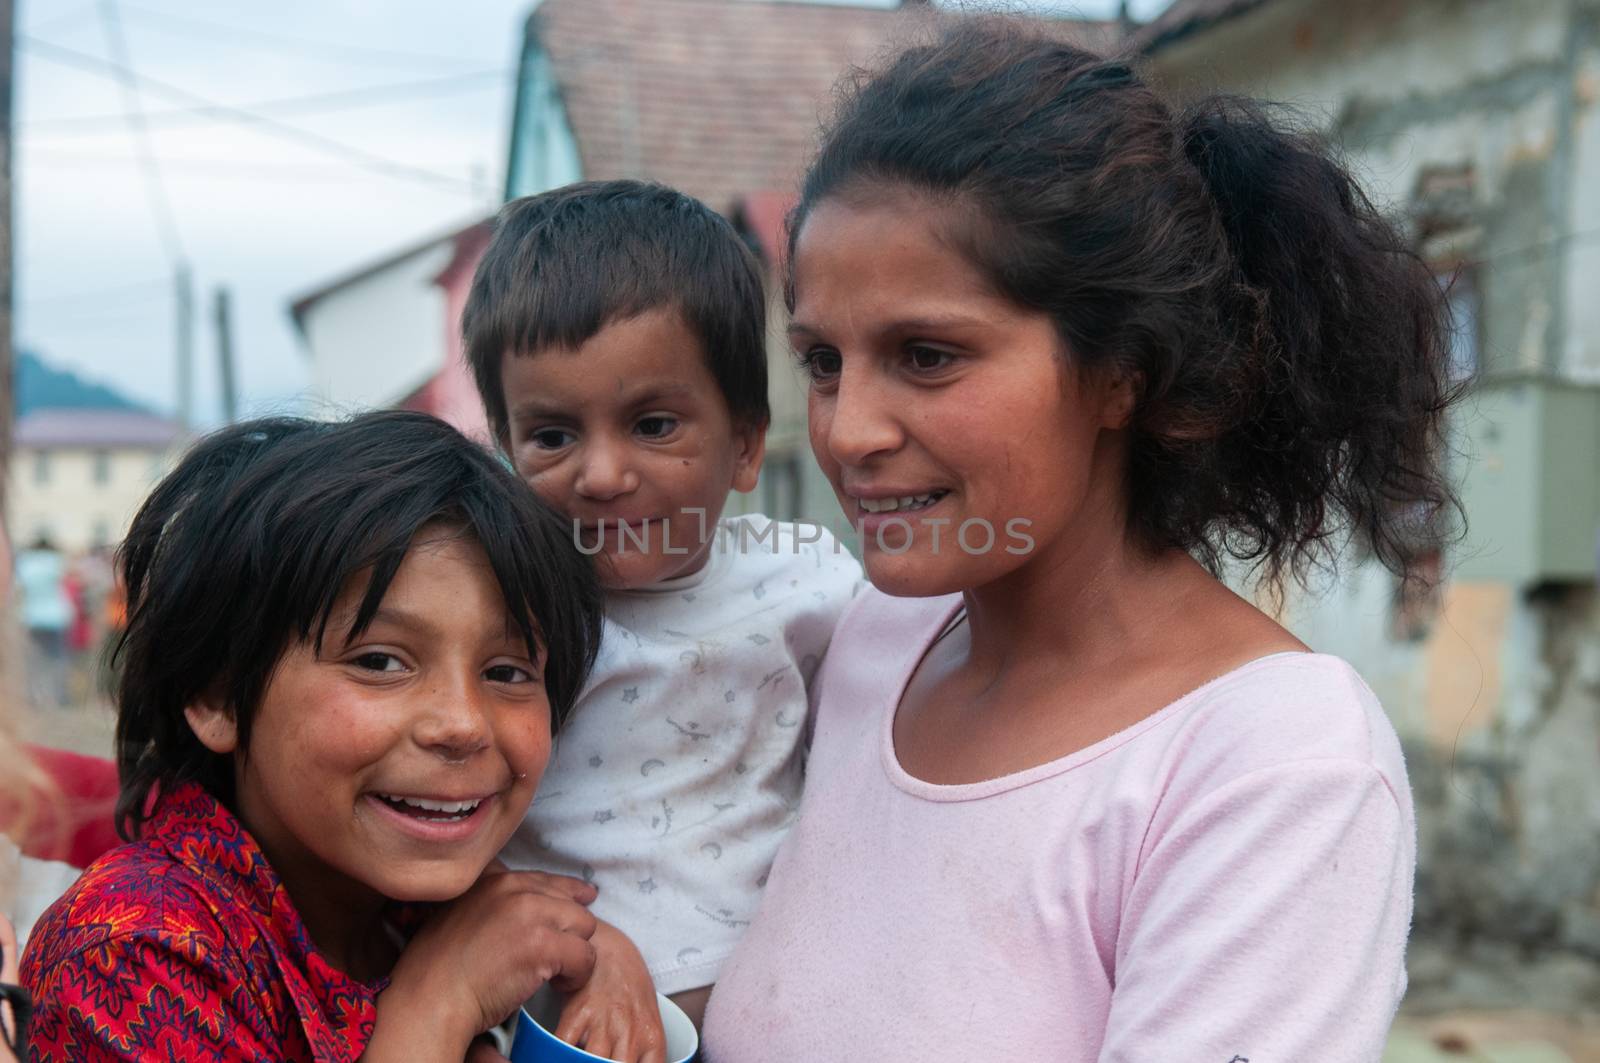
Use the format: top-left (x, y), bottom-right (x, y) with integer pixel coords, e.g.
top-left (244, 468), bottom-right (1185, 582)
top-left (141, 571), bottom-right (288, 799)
top-left (184, 695), bottom-right (240, 756)
top-left (731, 421), bottom-right (767, 494)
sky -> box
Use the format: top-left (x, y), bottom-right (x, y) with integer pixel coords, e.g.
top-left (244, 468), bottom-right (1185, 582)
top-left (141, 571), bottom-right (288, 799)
top-left (15, 0), bottom-right (1174, 426)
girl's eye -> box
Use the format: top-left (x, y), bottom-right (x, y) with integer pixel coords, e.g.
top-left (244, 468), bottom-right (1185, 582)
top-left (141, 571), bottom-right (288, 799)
top-left (352, 652), bottom-right (405, 673)
top-left (635, 415), bottom-right (679, 440)
top-left (530, 428), bottom-right (575, 450)
top-left (907, 346), bottom-right (955, 372)
top-left (484, 663), bottom-right (537, 684)
top-left (799, 348), bottom-right (842, 383)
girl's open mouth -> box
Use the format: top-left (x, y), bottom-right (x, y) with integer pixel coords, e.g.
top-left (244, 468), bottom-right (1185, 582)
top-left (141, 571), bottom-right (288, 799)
top-left (374, 793), bottom-right (483, 822)
top-left (364, 792), bottom-right (497, 843)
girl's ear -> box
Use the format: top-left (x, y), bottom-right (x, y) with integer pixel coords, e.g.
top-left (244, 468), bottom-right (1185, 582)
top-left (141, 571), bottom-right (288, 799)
top-left (185, 696), bottom-right (239, 755)
top-left (731, 422), bottom-right (768, 494)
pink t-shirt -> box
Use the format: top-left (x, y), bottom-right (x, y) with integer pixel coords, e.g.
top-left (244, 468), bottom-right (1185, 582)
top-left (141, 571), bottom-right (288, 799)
top-left (702, 590), bottom-right (1414, 1062)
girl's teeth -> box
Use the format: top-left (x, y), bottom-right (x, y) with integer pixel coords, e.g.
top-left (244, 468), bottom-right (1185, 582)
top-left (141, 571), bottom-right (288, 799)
top-left (380, 794), bottom-right (481, 816)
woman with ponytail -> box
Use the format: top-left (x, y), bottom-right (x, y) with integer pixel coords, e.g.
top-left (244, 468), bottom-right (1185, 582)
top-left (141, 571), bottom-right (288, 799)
top-left (703, 18), bottom-right (1457, 1061)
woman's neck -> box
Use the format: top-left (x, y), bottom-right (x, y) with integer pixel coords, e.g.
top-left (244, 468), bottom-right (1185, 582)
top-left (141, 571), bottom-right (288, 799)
top-left (960, 518), bottom-right (1212, 685)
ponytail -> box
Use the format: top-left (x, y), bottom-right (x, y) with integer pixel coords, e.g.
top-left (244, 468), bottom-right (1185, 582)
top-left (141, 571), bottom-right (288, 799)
top-left (1175, 95), bottom-right (1461, 585)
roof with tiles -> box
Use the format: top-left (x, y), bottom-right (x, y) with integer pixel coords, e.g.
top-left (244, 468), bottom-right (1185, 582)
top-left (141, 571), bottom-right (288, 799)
top-left (15, 409), bottom-right (183, 450)
top-left (528, 0), bottom-right (1124, 215)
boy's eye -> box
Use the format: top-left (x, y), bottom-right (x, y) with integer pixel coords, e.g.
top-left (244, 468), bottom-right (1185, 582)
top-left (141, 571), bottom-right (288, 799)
top-left (484, 663), bottom-right (536, 684)
top-left (799, 348), bottom-right (842, 383)
top-left (352, 652), bottom-right (405, 673)
top-left (635, 415), bottom-right (679, 439)
top-left (530, 428), bottom-right (575, 450)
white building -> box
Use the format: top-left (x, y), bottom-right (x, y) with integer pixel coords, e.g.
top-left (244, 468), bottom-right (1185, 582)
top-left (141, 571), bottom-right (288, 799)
top-left (8, 410), bottom-right (183, 554)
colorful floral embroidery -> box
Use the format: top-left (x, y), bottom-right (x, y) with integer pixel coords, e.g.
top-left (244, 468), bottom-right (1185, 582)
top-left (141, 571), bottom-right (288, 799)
top-left (22, 782), bottom-right (381, 1061)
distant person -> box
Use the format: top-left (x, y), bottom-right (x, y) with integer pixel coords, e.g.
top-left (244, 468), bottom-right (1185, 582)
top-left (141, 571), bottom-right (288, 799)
top-left (13, 537), bottom-right (71, 709)
top-left (704, 19), bottom-right (1460, 1061)
top-left (23, 413), bottom-right (608, 1061)
top-left (464, 180), bottom-right (861, 1057)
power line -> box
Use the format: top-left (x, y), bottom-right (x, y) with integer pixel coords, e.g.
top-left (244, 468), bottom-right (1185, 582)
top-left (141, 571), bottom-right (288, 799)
top-left (22, 276), bottom-right (170, 306)
top-left (25, 150), bottom-right (451, 183)
top-left (117, 3), bottom-right (482, 71)
top-left (97, 0), bottom-right (183, 264)
top-left (19, 35), bottom-right (479, 195)
top-left (23, 68), bottom-right (505, 136)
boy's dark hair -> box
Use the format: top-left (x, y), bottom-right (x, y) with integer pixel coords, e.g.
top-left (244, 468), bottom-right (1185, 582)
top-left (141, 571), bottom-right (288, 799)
top-left (791, 19), bottom-right (1463, 590)
top-left (112, 411), bottom-right (604, 839)
top-left (463, 180), bottom-right (770, 442)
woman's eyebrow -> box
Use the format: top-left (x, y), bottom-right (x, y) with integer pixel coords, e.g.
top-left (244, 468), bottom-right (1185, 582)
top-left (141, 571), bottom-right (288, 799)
top-left (789, 313), bottom-right (989, 338)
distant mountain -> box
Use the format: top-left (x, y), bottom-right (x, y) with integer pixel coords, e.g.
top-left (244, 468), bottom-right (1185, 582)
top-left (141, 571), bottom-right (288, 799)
top-left (14, 349), bottom-right (144, 416)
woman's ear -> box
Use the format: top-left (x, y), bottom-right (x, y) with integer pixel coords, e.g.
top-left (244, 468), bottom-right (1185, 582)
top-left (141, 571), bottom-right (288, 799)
top-left (1101, 369), bottom-right (1143, 431)
top-left (731, 421), bottom-right (768, 494)
top-left (184, 696), bottom-right (239, 755)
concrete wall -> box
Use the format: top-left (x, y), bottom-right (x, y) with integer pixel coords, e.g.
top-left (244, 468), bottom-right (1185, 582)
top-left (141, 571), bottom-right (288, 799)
top-left (1153, 0), bottom-right (1600, 954)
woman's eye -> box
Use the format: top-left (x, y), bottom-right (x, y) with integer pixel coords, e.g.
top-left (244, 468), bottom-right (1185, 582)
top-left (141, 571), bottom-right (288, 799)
top-left (485, 664), bottom-right (536, 684)
top-left (635, 415), bottom-right (679, 440)
top-left (530, 428), bottom-right (575, 450)
top-left (800, 348), bottom-right (842, 383)
top-left (907, 346), bottom-right (954, 372)
top-left (352, 652), bottom-right (404, 673)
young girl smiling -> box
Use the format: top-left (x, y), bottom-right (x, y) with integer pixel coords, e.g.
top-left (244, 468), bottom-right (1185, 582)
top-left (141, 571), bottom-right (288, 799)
top-left (22, 412), bottom-right (605, 1062)
top-left (706, 19), bottom-right (1458, 1061)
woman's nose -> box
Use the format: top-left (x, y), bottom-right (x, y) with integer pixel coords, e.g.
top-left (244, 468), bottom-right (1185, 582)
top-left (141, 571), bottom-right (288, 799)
top-left (822, 364), bottom-right (903, 466)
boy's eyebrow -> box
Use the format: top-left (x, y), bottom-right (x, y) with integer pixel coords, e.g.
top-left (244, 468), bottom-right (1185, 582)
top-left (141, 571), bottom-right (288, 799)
top-left (509, 381), bottom-right (698, 422)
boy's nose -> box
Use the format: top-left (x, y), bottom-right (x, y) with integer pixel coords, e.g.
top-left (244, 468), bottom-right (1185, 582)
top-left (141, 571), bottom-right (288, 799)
top-left (574, 438), bottom-right (639, 501)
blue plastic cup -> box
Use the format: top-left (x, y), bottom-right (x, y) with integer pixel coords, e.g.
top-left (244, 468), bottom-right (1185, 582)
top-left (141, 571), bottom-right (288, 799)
top-left (509, 983), bottom-right (699, 1063)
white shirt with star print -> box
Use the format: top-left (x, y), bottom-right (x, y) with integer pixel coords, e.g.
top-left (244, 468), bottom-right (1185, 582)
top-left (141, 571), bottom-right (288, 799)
top-left (500, 514), bottom-right (863, 995)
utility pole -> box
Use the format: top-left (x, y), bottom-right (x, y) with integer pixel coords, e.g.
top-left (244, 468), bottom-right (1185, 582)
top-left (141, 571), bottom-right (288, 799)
top-left (213, 285), bottom-right (236, 423)
top-left (0, 0), bottom-right (14, 515)
top-left (174, 260), bottom-right (192, 431)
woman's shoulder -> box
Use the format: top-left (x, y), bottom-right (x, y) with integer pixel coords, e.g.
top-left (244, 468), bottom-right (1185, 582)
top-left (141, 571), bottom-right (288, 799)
top-left (1156, 652), bottom-right (1407, 799)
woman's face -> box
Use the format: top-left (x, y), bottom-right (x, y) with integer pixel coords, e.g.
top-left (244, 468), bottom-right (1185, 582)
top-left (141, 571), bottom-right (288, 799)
top-left (790, 195), bottom-right (1133, 598)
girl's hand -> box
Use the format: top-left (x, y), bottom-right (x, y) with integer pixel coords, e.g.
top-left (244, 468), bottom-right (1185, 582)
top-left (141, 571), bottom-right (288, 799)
top-left (371, 866), bottom-right (600, 1057)
top-left (553, 920), bottom-right (667, 1063)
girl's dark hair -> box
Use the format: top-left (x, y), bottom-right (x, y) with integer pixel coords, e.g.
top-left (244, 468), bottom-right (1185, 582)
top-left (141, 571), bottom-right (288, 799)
top-left (791, 19), bottom-right (1461, 588)
top-left (113, 411), bottom-right (604, 839)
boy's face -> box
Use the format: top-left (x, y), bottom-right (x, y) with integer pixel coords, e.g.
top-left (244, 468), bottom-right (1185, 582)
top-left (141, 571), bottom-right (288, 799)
top-left (500, 306), bottom-right (765, 590)
top-left (186, 531), bottom-right (551, 912)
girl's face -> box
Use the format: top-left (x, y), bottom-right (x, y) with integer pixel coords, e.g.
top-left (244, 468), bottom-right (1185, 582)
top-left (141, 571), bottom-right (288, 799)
top-left (186, 530), bottom-right (550, 909)
top-left (791, 196), bottom-right (1133, 598)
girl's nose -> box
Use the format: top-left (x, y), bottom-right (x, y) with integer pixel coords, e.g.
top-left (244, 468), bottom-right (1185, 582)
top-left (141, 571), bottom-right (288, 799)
top-left (573, 437), bottom-right (639, 501)
top-left (416, 683), bottom-right (493, 762)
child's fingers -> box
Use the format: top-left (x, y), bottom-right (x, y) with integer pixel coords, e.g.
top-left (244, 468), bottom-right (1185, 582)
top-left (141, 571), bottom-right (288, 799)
top-left (496, 869), bottom-right (599, 907)
top-left (543, 932), bottom-right (600, 995)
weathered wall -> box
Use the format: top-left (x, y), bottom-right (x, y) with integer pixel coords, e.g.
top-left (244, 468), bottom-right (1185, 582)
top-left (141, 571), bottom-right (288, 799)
top-left (1155, 0), bottom-right (1600, 954)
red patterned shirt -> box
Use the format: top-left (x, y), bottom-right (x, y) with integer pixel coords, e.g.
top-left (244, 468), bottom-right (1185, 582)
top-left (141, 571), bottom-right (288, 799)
top-left (22, 781), bottom-right (386, 1062)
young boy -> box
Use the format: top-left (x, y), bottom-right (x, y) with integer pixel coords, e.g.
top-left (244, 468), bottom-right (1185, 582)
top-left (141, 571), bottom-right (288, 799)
top-left (463, 180), bottom-right (860, 1052)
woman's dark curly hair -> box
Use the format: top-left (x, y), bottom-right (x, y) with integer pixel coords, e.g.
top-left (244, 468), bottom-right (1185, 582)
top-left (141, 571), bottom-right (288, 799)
top-left (112, 411), bottom-right (604, 839)
top-left (789, 19), bottom-right (1461, 589)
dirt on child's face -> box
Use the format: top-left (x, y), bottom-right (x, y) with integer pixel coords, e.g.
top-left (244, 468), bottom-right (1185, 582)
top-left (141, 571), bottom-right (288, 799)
top-left (232, 532), bottom-right (550, 908)
top-left (499, 306), bottom-right (765, 591)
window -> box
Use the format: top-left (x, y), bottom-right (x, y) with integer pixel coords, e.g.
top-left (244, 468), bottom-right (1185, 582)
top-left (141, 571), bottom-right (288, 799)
top-left (1438, 268), bottom-right (1480, 383)
top-left (92, 449), bottom-right (112, 485)
top-left (33, 450), bottom-right (50, 486)
top-left (761, 453), bottom-right (805, 523)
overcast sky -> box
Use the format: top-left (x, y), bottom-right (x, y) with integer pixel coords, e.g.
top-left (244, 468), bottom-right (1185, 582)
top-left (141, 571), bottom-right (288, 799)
top-left (16, 0), bottom-right (1173, 426)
